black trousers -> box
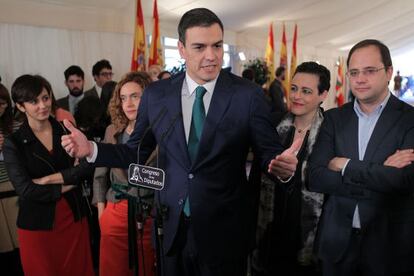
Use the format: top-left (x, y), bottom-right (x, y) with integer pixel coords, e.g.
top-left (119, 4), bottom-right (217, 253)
top-left (162, 215), bottom-right (247, 276)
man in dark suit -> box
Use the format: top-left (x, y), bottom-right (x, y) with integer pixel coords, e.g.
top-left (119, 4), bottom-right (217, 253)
top-left (268, 66), bottom-right (287, 113)
top-left (84, 59), bottom-right (113, 100)
top-left (61, 8), bottom-right (300, 276)
top-left (57, 65), bottom-right (98, 114)
top-left (309, 39), bottom-right (414, 276)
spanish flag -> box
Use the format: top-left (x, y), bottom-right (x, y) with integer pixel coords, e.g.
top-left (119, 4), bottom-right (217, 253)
top-left (279, 23), bottom-right (289, 100)
top-left (289, 24), bottom-right (297, 84)
top-left (288, 24), bottom-right (297, 109)
top-left (264, 23), bottom-right (275, 84)
top-left (336, 57), bottom-right (345, 106)
top-left (149, 0), bottom-right (164, 66)
top-left (131, 0), bottom-right (146, 71)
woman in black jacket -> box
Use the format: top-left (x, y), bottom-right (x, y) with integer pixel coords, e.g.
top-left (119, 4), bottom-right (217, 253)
top-left (3, 75), bottom-right (94, 276)
top-left (253, 62), bottom-right (330, 276)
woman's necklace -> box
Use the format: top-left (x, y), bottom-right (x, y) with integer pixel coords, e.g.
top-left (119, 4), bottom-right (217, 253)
top-left (294, 122), bottom-right (312, 134)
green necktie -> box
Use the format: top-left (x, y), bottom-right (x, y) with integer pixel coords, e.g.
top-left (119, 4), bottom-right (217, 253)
top-left (184, 85), bottom-right (207, 216)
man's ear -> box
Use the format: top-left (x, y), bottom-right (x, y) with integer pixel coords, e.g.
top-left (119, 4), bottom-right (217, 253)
top-left (178, 40), bottom-right (186, 59)
top-left (386, 66), bottom-right (393, 82)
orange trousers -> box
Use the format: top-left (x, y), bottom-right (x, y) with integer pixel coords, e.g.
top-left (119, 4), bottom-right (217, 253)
top-left (99, 200), bottom-right (155, 276)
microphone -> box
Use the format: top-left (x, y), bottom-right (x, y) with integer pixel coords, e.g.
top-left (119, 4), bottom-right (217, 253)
top-left (129, 109), bottom-right (182, 191)
top-left (136, 107), bottom-right (167, 164)
top-left (159, 112), bottom-right (182, 143)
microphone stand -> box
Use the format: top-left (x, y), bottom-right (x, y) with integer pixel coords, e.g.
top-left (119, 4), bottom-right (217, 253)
top-left (125, 110), bottom-right (181, 276)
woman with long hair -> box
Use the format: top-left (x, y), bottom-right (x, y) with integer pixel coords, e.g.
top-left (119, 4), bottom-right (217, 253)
top-left (3, 75), bottom-right (94, 276)
top-left (92, 71), bottom-right (155, 276)
top-left (0, 83), bottom-right (23, 274)
top-left (253, 62), bottom-right (331, 276)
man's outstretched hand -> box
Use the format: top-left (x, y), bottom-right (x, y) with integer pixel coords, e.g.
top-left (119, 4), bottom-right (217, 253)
top-left (268, 138), bottom-right (302, 179)
top-left (61, 119), bottom-right (93, 159)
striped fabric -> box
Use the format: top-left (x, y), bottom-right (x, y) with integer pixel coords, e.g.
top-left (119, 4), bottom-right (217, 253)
top-left (0, 120), bottom-right (22, 184)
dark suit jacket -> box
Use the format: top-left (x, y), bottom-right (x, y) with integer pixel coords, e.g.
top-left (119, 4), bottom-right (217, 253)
top-left (84, 86), bottom-right (99, 99)
top-left (308, 95), bottom-right (414, 273)
top-left (93, 70), bottom-right (284, 264)
top-left (268, 78), bottom-right (287, 114)
top-left (56, 89), bottom-right (98, 112)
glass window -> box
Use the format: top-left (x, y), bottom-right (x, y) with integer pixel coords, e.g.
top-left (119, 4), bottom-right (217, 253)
top-left (165, 37), bottom-right (179, 47)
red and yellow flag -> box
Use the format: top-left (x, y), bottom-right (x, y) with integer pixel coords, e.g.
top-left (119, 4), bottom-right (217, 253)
top-left (289, 24), bottom-right (298, 84)
top-left (288, 24), bottom-right (297, 109)
top-left (279, 23), bottom-right (289, 101)
top-left (336, 57), bottom-right (345, 107)
top-left (264, 23), bottom-right (275, 84)
top-left (149, 0), bottom-right (164, 67)
top-left (131, 0), bottom-right (146, 71)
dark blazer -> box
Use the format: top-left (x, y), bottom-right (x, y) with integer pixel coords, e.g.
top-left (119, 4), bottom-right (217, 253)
top-left (94, 70), bottom-right (284, 264)
top-left (268, 78), bottom-right (287, 113)
top-left (84, 86), bottom-right (99, 99)
top-left (56, 89), bottom-right (98, 112)
top-left (3, 117), bottom-right (92, 230)
top-left (308, 95), bottom-right (414, 274)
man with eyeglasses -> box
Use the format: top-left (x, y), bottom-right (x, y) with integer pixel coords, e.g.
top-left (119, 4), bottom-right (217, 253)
top-left (309, 39), bottom-right (414, 276)
top-left (85, 59), bottom-right (114, 100)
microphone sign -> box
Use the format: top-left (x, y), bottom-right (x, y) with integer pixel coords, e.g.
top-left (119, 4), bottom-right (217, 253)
top-left (128, 164), bottom-right (165, 190)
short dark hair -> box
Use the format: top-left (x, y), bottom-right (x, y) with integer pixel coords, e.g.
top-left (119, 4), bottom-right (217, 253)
top-left (347, 39), bottom-right (392, 69)
top-left (275, 66), bottom-right (286, 78)
top-left (178, 8), bottom-right (223, 45)
top-left (64, 65), bottom-right (84, 81)
top-left (92, 59), bottom-right (112, 76)
top-left (294, 62), bottom-right (331, 94)
top-left (242, 68), bottom-right (255, 81)
top-left (11, 74), bottom-right (52, 105)
top-left (158, 70), bottom-right (171, 80)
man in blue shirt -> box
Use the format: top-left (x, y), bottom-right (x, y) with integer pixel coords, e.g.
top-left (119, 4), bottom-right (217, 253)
top-left (309, 39), bottom-right (414, 275)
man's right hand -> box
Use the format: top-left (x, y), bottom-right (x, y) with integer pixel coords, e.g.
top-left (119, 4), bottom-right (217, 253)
top-left (61, 119), bottom-right (93, 159)
top-left (384, 149), bottom-right (414, 168)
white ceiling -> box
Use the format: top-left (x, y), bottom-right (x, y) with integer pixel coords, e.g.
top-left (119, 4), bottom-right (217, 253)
top-left (1, 0), bottom-right (414, 55)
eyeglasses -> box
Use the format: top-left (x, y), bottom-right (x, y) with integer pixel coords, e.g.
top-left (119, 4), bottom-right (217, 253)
top-left (99, 72), bottom-right (114, 78)
top-left (347, 67), bottom-right (385, 78)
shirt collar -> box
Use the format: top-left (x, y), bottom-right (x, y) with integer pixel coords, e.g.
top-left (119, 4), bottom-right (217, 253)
top-left (354, 91), bottom-right (391, 117)
top-left (95, 85), bottom-right (102, 97)
top-left (68, 93), bottom-right (84, 101)
top-left (185, 72), bottom-right (218, 96)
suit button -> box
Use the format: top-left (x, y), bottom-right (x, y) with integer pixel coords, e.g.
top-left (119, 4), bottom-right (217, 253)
top-left (188, 173), bottom-right (194, 179)
top-left (178, 199), bottom-right (184, 205)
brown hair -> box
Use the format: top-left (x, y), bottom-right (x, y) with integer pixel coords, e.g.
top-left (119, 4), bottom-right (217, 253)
top-left (108, 71), bottom-right (151, 132)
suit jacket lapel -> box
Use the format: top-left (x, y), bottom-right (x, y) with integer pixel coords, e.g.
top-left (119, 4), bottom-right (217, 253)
top-left (161, 74), bottom-right (191, 169)
top-left (193, 71), bottom-right (234, 169)
top-left (341, 104), bottom-right (359, 161)
top-left (363, 95), bottom-right (402, 161)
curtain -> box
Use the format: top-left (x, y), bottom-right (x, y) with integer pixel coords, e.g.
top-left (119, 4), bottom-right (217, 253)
top-left (0, 23), bottom-right (133, 98)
